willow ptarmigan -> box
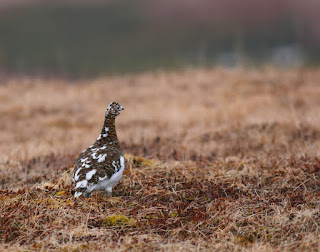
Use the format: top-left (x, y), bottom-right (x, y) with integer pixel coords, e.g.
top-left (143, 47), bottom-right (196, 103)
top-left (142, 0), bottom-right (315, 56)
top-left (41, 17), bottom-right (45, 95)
top-left (73, 102), bottom-right (124, 198)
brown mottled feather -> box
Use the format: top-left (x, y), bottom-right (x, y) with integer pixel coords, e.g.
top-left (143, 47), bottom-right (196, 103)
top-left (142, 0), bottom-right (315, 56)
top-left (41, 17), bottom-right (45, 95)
top-left (72, 102), bottom-right (124, 197)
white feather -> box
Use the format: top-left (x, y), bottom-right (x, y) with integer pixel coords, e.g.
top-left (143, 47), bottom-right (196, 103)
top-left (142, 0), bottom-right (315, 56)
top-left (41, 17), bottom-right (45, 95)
top-left (85, 155), bottom-right (125, 194)
top-left (86, 169), bottom-right (97, 180)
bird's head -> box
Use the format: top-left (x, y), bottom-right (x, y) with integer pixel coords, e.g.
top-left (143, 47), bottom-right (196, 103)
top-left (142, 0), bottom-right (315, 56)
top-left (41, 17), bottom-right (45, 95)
top-left (106, 102), bottom-right (124, 118)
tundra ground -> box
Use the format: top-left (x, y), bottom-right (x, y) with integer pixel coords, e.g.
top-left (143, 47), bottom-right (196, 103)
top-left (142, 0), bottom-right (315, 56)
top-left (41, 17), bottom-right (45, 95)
top-left (0, 67), bottom-right (320, 251)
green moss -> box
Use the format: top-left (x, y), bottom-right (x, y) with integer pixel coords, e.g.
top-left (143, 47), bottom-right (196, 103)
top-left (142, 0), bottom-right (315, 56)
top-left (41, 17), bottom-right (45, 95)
top-left (125, 154), bottom-right (161, 168)
top-left (168, 211), bottom-right (179, 218)
top-left (103, 214), bottom-right (137, 227)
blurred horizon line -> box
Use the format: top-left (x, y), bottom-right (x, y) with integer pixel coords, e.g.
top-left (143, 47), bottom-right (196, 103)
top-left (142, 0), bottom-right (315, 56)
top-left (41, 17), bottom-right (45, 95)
top-left (0, 0), bottom-right (319, 77)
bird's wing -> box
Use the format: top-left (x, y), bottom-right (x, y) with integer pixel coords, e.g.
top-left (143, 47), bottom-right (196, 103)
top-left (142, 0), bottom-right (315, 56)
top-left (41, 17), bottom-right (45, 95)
top-left (73, 145), bottom-right (123, 185)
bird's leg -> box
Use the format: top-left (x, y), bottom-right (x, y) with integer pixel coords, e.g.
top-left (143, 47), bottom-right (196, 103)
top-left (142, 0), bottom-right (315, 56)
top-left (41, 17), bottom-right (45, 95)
top-left (105, 187), bottom-right (112, 197)
top-left (84, 191), bottom-right (91, 198)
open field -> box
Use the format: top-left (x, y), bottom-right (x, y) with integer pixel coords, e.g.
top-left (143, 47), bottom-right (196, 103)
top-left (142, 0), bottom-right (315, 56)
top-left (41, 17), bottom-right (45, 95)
top-left (0, 67), bottom-right (320, 251)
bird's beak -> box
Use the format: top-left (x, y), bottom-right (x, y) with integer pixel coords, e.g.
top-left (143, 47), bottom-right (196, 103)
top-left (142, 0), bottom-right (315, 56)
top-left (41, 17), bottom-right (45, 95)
top-left (121, 107), bottom-right (124, 111)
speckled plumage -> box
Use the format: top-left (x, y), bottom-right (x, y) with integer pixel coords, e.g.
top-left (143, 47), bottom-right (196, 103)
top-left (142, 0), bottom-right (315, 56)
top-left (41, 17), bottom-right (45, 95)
top-left (73, 102), bottom-right (124, 198)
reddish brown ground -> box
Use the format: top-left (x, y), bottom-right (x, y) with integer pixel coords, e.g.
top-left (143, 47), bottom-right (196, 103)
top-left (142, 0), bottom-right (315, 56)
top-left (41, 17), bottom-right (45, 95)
top-left (0, 67), bottom-right (320, 251)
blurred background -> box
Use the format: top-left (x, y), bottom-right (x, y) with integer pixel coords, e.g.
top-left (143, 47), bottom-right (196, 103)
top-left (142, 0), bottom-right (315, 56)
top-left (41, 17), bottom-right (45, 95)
top-left (0, 0), bottom-right (319, 77)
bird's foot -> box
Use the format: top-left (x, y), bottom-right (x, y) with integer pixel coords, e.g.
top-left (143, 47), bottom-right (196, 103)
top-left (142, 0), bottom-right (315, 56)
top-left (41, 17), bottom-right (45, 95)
top-left (84, 191), bottom-right (92, 198)
top-left (105, 187), bottom-right (112, 197)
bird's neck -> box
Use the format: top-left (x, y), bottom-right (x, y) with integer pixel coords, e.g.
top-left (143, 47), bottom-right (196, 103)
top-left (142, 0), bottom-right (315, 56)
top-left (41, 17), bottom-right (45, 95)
top-left (97, 116), bottom-right (120, 148)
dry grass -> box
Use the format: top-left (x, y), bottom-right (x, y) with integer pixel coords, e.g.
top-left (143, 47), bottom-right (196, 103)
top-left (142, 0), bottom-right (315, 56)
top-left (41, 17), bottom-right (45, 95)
top-left (0, 67), bottom-right (320, 251)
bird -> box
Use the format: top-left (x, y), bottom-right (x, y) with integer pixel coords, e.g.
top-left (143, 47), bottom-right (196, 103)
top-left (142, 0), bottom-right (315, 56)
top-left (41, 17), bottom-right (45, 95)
top-left (73, 102), bottom-right (125, 198)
